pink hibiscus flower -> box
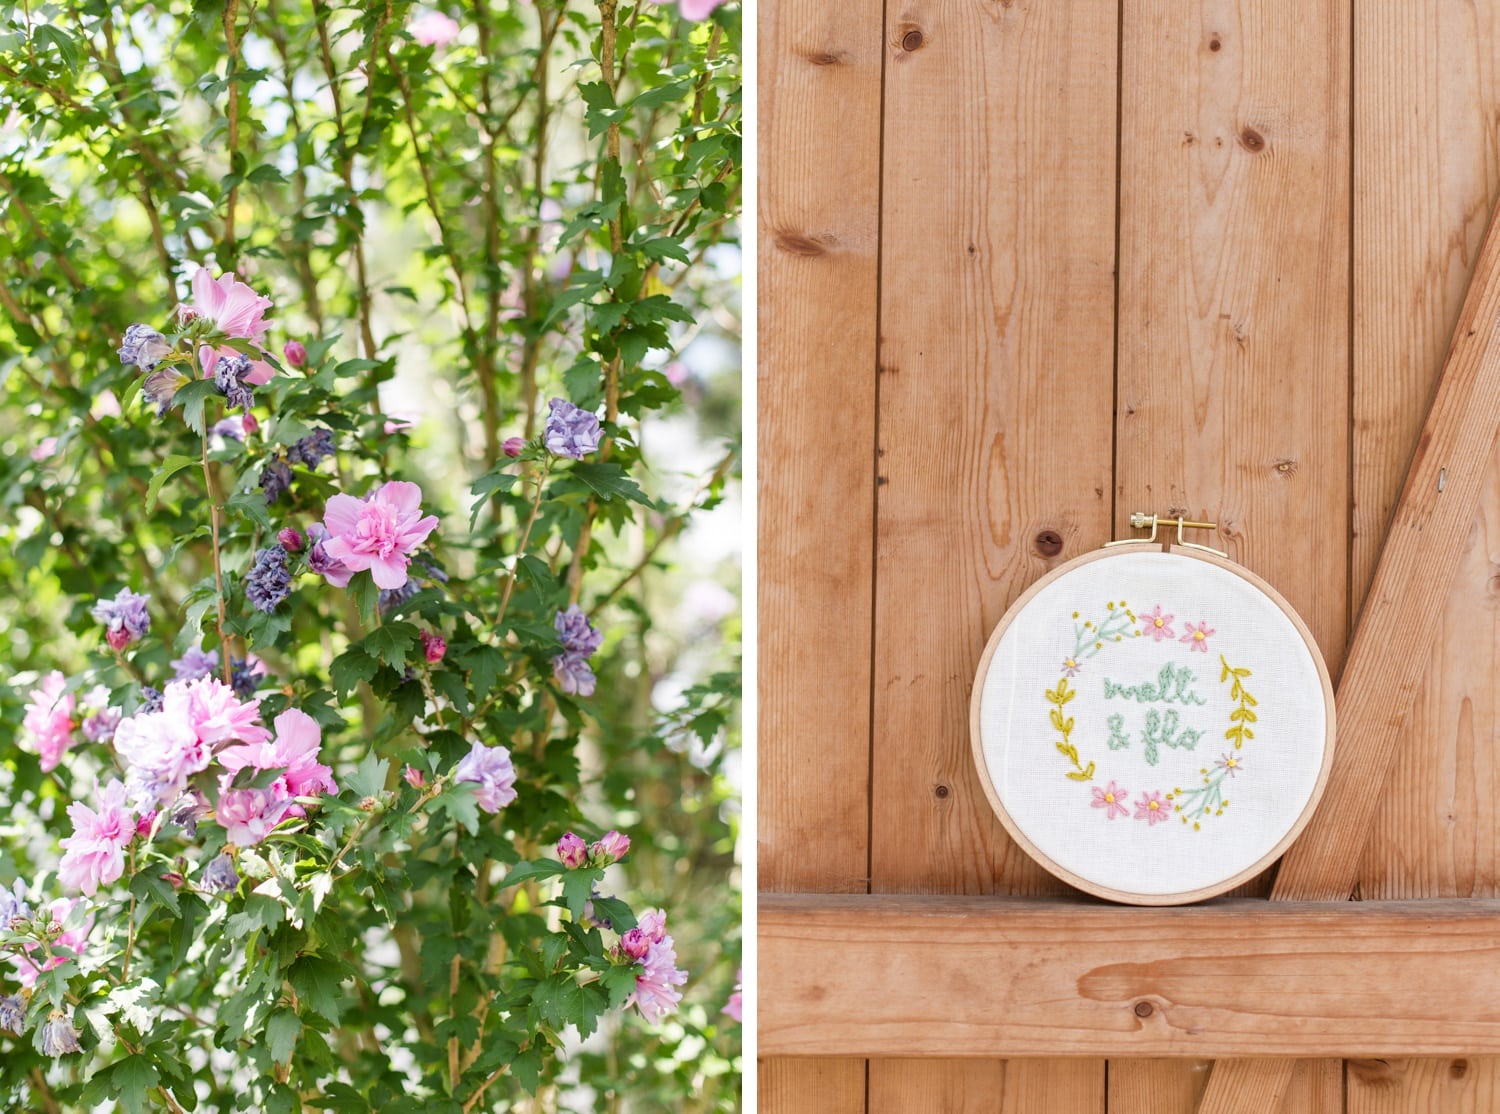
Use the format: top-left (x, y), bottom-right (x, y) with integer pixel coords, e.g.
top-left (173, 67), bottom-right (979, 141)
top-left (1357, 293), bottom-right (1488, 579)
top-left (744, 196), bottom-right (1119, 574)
top-left (1140, 604), bottom-right (1175, 641)
top-left (660, 0), bottom-right (725, 21)
top-left (182, 268), bottom-right (273, 343)
top-left (218, 708), bottom-right (337, 802)
top-left (58, 780), bottom-right (135, 896)
top-left (723, 968), bottom-right (743, 1023)
top-left (1090, 780), bottom-right (1130, 819)
top-left (198, 344), bottom-right (275, 386)
top-left (622, 909), bottom-right (688, 1023)
top-left (409, 9), bottom-right (460, 45)
top-left (320, 481), bottom-right (441, 590)
top-left (168, 675), bottom-right (270, 748)
top-left (22, 671), bottom-right (76, 772)
top-left (1135, 790), bottom-right (1172, 826)
top-left (1180, 620), bottom-right (1215, 653)
top-left (218, 785), bottom-right (297, 846)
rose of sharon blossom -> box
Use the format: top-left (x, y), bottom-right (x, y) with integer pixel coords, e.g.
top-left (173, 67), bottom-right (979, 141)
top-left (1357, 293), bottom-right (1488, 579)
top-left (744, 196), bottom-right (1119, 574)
top-left (592, 830), bottom-right (630, 863)
top-left (40, 1012), bottom-right (81, 1057)
top-left (22, 671), bottom-right (76, 772)
top-left (502, 436), bottom-right (525, 458)
top-left (558, 832), bottom-right (588, 868)
top-left (12, 898), bottom-right (92, 988)
top-left (623, 908), bottom-right (688, 1023)
top-left (0, 879), bottom-right (30, 929)
top-left (91, 587), bottom-right (151, 649)
top-left (320, 481), bottom-right (441, 590)
top-left (58, 780), bottom-right (135, 896)
top-left (118, 324), bottom-right (172, 371)
top-left (306, 522), bottom-right (353, 587)
top-left (218, 785), bottom-right (296, 845)
top-left (218, 708), bottom-right (337, 806)
top-left (183, 267), bottom-right (273, 343)
top-left (453, 741), bottom-right (517, 813)
top-left (199, 344), bottom-right (274, 387)
top-left (283, 340), bottom-right (307, 367)
top-left (410, 9), bottom-right (460, 45)
top-left (420, 630), bottom-right (447, 664)
top-left (0, 994), bottom-right (23, 1035)
top-left (544, 397), bottom-right (602, 459)
top-left (553, 604), bottom-right (602, 697)
top-left (723, 968), bottom-right (743, 1023)
top-left (666, 0), bottom-right (726, 19)
top-left (171, 641), bottom-right (219, 682)
top-left (114, 677), bottom-right (268, 808)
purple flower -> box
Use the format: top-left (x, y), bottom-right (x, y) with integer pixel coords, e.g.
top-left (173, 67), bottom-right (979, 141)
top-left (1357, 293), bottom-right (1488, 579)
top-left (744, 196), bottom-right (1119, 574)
top-left (244, 544), bottom-right (291, 612)
top-left (306, 523), bottom-right (353, 587)
top-left (201, 853), bottom-right (239, 893)
top-left (82, 706), bottom-right (122, 744)
top-left (171, 642), bottom-right (218, 682)
top-left (288, 428), bottom-right (336, 470)
top-left (91, 588), bottom-right (151, 648)
top-left (544, 397), bottom-right (602, 459)
top-left (0, 994), bottom-right (23, 1035)
top-left (230, 657), bottom-right (264, 700)
top-left (39, 1012), bottom-right (81, 1056)
top-left (552, 652), bottom-right (597, 697)
top-left (555, 605), bottom-right (603, 656)
top-left (118, 324), bottom-right (172, 370)
top-left (453, 741), bottom-right (517, 813)
top-left (214, 352), bottom-right (256, 411)
top-left (168, 792), bottom-right (208, 838)
top-left (259, 459), bottom-right (292, 505)
top-left (0, 879), bottom-right (30, 928)
top-left (209, 417), bottom-right (246, 442)
top-left (140, 686), bottom-right (164, 714)
top-left (558, 832), bottom-right (588, 868)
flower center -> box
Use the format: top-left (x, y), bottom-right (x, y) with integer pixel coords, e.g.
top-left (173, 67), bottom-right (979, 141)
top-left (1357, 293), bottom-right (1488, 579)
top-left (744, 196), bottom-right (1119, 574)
top-left (1194, 630), bottom-right (1205, 640)
top-left (1104, 793), bottom-right (1115, 803)
top-left (1148, 800), bottom-right (1159, 810)
top-left (1154, 618), bottom-right (1163, 627)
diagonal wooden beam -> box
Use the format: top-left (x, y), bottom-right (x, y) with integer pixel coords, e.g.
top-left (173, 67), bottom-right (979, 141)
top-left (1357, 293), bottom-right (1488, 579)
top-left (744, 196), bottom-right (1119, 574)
top-left (1194, 200), bottom-right (1500, 1111)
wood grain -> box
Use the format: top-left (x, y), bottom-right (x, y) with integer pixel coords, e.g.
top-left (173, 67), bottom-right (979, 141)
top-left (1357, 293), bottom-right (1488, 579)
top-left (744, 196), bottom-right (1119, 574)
top-left (758, 0), bottom-right (884, 1105)
top-left (870, 1059), bottom-right (1104, 1114)
top-left (761, 894), bottom-right (1500, 1058)
top-left (1347, 1059), bottom-right (1500, 1113)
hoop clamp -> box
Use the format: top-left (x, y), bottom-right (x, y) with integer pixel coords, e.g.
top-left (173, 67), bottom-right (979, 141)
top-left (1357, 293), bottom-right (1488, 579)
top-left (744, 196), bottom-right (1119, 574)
top-left (1104, 512), bottom-right (1227, 557)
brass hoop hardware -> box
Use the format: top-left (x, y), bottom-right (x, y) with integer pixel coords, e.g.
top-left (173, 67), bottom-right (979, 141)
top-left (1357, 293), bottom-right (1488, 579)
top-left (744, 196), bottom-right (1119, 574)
top-left (1104, 512), bottom-right (1227, 558)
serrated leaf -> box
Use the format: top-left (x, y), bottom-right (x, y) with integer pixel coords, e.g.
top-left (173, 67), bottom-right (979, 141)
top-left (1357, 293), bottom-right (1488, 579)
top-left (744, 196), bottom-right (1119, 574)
top-left (364, 621), bottom-right (419, 669)
top-left (499, 860), bottom-right (566, 889)
top-left (600, 964), bottom-right (639, 1009)
top-left (110, 1055), bottom-right (160, 1114)
top-left (511, 1045), bottom-right (543, 1094)
top-left (174, 378), bottom-right (220, 435)
top-left (560, 867), bottom-right (604, 922)
top-left (431, 781), bottom-right (480, 835)
top-left (569, 462), bottom-right (650, 505)
top-left (266, 1009), bottom-right (301, 1064)
top-left (330, 646), bottom-right (378, 697)
top-left (345, 751), bottom-right (389, 800)
top-left (147, 454), bottom-right (199, 512)
top-left (288, 954), bottom-right (344, 1024)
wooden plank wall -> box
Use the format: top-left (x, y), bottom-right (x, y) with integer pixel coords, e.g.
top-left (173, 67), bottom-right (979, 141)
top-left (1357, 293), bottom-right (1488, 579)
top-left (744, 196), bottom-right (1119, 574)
top-left (759, 0), bottom-right (1500, 1110)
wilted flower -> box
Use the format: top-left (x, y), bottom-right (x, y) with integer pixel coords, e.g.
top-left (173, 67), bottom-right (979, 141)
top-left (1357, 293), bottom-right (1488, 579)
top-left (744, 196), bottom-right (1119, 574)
top-left (140, 685), bottom-right (163, 714)
top-left (230, 657), bottom-right (265, 700)
top-left (420, 630), bottom-right (446, 663)
top-left (306, 522), bottom-right (353, 587)
top-left (558, 832), bottom-right (588, 868)
top-left (552, 653), bottom-right (597, 697)
top-left (91, 587), bottom-right (151, 649)
top-left (201, 853), bottom-right (239, 894)
top-left (283, 339), bottom-right (307, 367)
top-left (244, 544), bottom-right (291, 612)
top-left (502, 436), bottom-right (525, 458)
top-left (410, 9), bottom-right (460, 45)
top-left (214, 352), bottom-right (256, 411)
top-left (141, 366), bottom-right (189, 416)
top-left (58, 780), bottom-right (135, 896)
top-left (118, 324), bottom-right (172, 370)
top-left (320, 481), bottom-right (441, 590)
top-left (168, 792), bottom-right (207, 838)
top-left (543, 397), bottom-right (602, 460)
top-left (39, 1011), bottom-right (81, 1057)
top-left (81, 705), bottom-right (122, 743)
top-left (259, 459), bottom-right (293, 505)
top-left (555, 605), bottom-right (603, 656)
top-left (453, 741), bottom-right (517, 813)
top-left (0, 994), bottom-right (24, 1035)
top-left (183, 268), bottom-right (272, 343)
top-left (21, 671), bottom-right (76, 771)
top-left (288, 428), bottom-right (336, 470)
top-left (0, 879), bottom-right (30, 928)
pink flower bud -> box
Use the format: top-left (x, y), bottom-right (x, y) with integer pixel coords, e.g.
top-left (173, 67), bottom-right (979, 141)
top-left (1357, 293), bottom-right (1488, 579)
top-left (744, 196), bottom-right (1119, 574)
top-left (591, 830), bottom-right (630, 863)
top-left (135, 812), bottom-right (158, 838)
top-left (162, 872), bottom-right (185, 890)
top-left (278, 527), bottom-right (305, 553)
top-left (106, 627), bottom-right (133, 651)
top-left (557, 832), bottom-right (588, 868)
top-left (420, 631), bottom-right (447, 664)
top-left (620, 927), bottom-right (650, 960)
top-left (403, 765), bottom-right (426, 789)
top-left (283, 340), bottom-right (307, 367)
top-left (242, 412), bottom-right (260, 436)
top-left (503, 436), bottom-right (525, 458)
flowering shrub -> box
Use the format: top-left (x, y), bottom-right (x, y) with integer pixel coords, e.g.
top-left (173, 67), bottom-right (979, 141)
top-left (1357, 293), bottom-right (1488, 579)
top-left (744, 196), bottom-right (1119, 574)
top-left (0, 0), bottom-right (740, 1110)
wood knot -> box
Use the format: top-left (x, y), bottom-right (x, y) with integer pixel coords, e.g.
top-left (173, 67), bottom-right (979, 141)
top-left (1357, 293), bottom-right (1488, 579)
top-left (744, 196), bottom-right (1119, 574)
top-left (798, 48), bottom-right (847, 66)
top-left (1133, 1001), bottom-right (1154, 1018)
top-left (1452, 1059), bottom-right (1469, 1079)
top-left (1272, 458), bottom-right (1298, 479)
top-left (934, 784), bottom-right (951, 800)
top-left (1208, 36), bottom-right (1222, 51)
top-left (1034, 530), bottom-right (1064, 557)
top-left (773, 228), bottom-right (835, 257)
top-left (900, 27), bottom-right (925, 51)
top-left (1239, 127), bottom-right (1266, 153)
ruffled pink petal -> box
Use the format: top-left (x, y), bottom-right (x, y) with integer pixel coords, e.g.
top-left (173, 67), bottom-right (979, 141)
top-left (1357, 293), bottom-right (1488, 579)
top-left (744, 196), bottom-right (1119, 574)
top-left (380, 480), bottom-right (424, 516)
top-left (321, 537), bottom-right (372, 571)
top-left (369, 553), bottom-right (410, 590)
top-left (320, 563), bottom-right (354, 588)
top-left (398, 513), bottom-right (441, 549)
top-left (273, 708), bottom-right (321, 756)
top-left (323, 494), bottom-right (366, 536)
top-left (193, 267), bottom-right (227, 318)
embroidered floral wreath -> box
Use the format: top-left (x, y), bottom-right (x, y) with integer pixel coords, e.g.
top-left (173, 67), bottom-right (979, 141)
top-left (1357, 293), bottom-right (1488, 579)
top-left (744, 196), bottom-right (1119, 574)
top-left (1045, 600), bottom-right (1258, 831)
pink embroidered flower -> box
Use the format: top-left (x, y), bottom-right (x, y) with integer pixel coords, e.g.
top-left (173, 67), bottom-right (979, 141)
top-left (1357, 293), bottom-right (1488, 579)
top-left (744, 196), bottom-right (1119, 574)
top-left (1090, 781), bottom-right (1130, 820)
top-left (1141, 604), bottom-right (1175, 641)
top-left (623, 908), bottom-right (688, 1023)
top-left (218, 708), bottom-right (337, 802)
top-left (58, 780), bottom-right (135, 896)
top-left (12, 898), bottom-right (93, 988)
top-left (1180, 621), bottom-right (1215, 653)
top-left (217, 785), bottom-right (296, 845)
top-left (723, 968), bottom-right (743, 1023)
top-left (1135, 790), bottom-right (1172, 826)
top-left (409, 9), bottom-right (460, 45)
top-left (320, 481), bottom-right (441, 590)
top-left (183, 268), bottom-right (272, 342)
top-left (198, 344), bottom-right (275, 386)
top-left (21, 671), bottom-right (76, 772)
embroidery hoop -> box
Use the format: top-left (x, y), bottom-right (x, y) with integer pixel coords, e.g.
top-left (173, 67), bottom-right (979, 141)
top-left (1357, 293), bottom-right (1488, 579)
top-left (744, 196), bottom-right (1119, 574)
top-left (968, 538), bottom-right (1335, 905)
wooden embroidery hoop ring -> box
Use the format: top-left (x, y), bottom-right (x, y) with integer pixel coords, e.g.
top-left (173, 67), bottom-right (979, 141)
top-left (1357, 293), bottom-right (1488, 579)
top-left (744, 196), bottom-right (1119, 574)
top-left (968, 540), bottom-right (1337, 905)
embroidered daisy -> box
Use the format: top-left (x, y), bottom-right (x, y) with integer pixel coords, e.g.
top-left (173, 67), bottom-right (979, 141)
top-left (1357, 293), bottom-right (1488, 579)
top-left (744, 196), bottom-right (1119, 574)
top-left (1091, 781), bottom-right (1129, 819)
top-left (1061, 657), bottom-right (1081, 677)
top-left (1140, 604), bottom-right (1175, 642)
top-left (1180, 620), bottom-right (1215, 652)
top-left (1134, 789), bottom-right (1171, 825)
top-left (1214, 753), bottom-right (1243, 778)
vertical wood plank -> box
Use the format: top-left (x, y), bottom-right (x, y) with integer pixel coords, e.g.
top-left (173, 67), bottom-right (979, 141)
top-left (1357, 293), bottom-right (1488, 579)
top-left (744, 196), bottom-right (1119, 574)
top-left (1109, 1060), bottom-right (1212, 1112)
top-left (1113, 0), bottom-right (1348, 1108)
top-left (1350, 2), bottom-right (1500, 1112)
top-left (867, 0), bottom-right (1118, 1104)
top-left (759, 0), bottom-right (885, 1106)
top-left (870, 1060), bottom-right (1104, 1114)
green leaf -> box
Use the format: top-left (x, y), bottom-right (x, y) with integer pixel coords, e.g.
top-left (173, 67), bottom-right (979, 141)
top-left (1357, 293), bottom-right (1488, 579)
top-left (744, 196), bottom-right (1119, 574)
top-left (601, 964), bottom-right (640, 1009)
top-left (431, 781), bottom-right (480, 835)
top-left (569, 462), bottom-right (650, 505)
top-left (458, 644), bottom-right (504, 694)
top-left (109, 1055), bottom-right (161, 1114)
top-left (511, 1045), bottom-right (543, 1094)
top-left (345, 751), bottom-right (389, 801)
top-left (146, 454), bottom-right (199, 512)
top-left (288, 954), bottom-right (345, 1024)
top-left (174, 378), bottom-right (220, 436)
top-left (351, 574), bottom-right (379, 629)
top-left (33, 25), bottom-right (80, 72)
top-left (499, 860), bottom-right (565, 889)
top-left (330, 646), bottom-right (378, 697)
top-left (560, 866), bottom-right (604, 922)
top-left (130, 868), bottom-right (181, 916)
top-left (364, 621), bottom-right (419, 669)
top-left (266, 1009), bottom-right (302, 1064)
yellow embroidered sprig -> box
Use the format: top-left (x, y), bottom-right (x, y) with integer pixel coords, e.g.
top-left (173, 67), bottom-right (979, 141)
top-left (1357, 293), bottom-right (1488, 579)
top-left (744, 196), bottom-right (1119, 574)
top-left (1046, 677), bottom-right (1095, 781)
top-left (1220, 655), bottom-right (1257, 748)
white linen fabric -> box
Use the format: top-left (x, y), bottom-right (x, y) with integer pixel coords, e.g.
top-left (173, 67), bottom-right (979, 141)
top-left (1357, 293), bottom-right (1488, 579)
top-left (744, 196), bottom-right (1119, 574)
top-left (976, 550), bottom-right (1328, 899)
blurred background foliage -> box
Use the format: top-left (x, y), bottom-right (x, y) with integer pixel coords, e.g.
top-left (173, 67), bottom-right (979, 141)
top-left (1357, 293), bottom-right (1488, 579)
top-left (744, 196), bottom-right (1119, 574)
top-left (0, 0), bottom-right (740, 1108)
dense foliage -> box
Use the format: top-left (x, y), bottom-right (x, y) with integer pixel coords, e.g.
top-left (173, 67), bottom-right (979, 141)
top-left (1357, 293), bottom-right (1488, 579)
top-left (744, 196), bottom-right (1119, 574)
top-left (0, 0), bottom-right (741, 1110)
